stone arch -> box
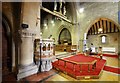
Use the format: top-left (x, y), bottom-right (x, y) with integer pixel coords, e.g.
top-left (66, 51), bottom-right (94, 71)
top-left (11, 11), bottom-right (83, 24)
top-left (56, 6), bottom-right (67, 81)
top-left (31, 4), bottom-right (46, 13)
top-left (2, 14), bottom-right (13, 74)
top-left (85, 17), bottom-right (120, 36)
top-left (58, 27), bottom-right (72, 45)
top-left (56, 25), bottom-right (72, 44)
top-left (86, 17), bottom-right (120, 53)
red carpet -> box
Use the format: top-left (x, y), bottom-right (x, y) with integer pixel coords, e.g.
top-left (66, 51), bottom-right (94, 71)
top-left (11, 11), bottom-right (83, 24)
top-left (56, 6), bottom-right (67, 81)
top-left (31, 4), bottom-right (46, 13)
top-left (52, 54), bottom-right (106, 79)
top-left (103, 66), bottom-right (120, 74)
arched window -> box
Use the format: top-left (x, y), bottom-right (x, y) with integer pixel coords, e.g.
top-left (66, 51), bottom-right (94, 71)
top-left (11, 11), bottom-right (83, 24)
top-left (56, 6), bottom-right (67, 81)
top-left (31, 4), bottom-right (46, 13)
top-left (101, 36), bottom-right (106, 43)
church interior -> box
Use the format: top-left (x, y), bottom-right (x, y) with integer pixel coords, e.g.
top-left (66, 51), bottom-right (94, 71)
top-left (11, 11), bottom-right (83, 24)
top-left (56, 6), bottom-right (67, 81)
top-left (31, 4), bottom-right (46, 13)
top-left (1, 0), bottom-right (120, 82)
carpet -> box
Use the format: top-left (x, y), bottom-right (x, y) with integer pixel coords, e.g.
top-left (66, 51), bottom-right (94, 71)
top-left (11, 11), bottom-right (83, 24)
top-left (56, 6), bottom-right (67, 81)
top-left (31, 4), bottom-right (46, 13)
top-left (52, 54), bottom-right (106, 79)
top-left (103, 66), bottom-right (120, 74)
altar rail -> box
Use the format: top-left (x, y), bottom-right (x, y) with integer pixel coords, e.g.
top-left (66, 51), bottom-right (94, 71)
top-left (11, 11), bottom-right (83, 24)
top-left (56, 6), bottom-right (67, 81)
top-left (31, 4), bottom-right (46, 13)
top-left (56, 58), bottom-right (97, 72)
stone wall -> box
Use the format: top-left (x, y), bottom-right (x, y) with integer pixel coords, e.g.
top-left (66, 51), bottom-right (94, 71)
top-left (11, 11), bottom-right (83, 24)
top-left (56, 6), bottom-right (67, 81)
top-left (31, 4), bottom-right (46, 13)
top-left (87, 33), bottom-right (119, 53)
top-left (77, 2), bottom-right (119, 52)
top-left (42, 2), bottom-right (119, 52)
top-left (41, 2), bottom-right (78, 46)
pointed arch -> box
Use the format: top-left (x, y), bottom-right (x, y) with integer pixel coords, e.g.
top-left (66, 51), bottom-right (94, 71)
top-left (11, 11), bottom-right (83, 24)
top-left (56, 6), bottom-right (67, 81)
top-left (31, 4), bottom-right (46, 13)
top-left (58, 28), bottom-right (72, 45)
top-left (2, 14), bottom-right (13, 73)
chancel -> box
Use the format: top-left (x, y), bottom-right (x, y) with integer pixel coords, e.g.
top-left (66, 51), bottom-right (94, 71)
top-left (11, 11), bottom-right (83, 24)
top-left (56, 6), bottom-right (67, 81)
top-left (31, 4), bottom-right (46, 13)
top-left (1, 0), bottom-right (120, 82)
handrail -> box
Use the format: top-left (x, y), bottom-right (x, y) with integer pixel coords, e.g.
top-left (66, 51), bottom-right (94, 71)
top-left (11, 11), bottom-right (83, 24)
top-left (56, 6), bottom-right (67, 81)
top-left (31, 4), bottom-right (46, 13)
top-left (56, 57), bottom-right (97, 72)
top-left (56, 58), bottom-right (97, 65)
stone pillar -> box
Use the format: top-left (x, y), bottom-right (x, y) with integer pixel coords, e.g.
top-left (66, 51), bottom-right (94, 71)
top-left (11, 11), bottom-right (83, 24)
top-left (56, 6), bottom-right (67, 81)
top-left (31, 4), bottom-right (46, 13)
top-left (59, 0), bottom-right (62, 13)
top-left (79, 39), bottom-right (84, 53)
top-left (17, 2), bottom-right (40, 80)
top-left (17, 30), bottom-right (38, 80)
top-left (63, 1), bottom-right (66, 15)
top-left (54, 0), bottom-right (57, 11)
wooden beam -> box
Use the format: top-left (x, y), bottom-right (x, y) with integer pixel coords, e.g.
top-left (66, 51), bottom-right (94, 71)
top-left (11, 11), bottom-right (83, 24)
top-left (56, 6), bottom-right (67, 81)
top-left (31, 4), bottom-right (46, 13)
top-left (87, 30), bottom-right (90, 35)
top-left (93, 25), bottom-right (95, 35)
top-left (115, 24), bottom-right (118, 32)
top-left (95, 23), bottom-right (98, 34)
top-left (100, 20), bottom-right (103, 33)
top-left (111, 22), bottom-right (114, 32)
top-left (90, 28), bottom-right (92, 35)
top-left (102, 20), bottom-right (104, 33)
top-left (41, 6), bottom-right (76, 25)
top-left (92, 26), bottom-right (94, 35)
top-left (94, 23), bottom-right (97, 34)
top-left (103, 20), bottom-right (107, 33)
top-left (114, 24), bottom-right (116, 32)
top-left (89, 28), bottom-right (91, 35)
top-left (91, 26), bottom-right (93, 35)
top-left (106, 21), bottom-right (108, 33)
top-left (109, 22), bottom-right (112, 33)
top-left (92, 28), bottom-right (93, 35)
top-left (107, 21), bottom-right (110, 33)
top-left (97, 22), bottom-right (99, 34)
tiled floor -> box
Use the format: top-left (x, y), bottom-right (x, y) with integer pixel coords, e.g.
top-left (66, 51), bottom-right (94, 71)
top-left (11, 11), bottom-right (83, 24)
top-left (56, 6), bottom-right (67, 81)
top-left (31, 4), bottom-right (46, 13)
top-left (2, 73), bottom-right (17, 82)
top-left (2, 55), bottom-right (120, 82)
top-left (22, 55), bottom-right (119, 82)
top-left (21, 69), bottom-right (59, 82)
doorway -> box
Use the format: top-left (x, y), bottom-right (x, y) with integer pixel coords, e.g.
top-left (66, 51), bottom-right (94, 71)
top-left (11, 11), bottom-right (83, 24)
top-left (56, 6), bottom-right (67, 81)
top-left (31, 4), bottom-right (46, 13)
top-left (2, 19), bottom-right (12, 76)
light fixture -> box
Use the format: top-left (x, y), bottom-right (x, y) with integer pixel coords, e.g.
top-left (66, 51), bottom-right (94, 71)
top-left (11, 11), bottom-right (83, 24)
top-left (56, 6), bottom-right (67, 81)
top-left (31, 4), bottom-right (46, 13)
top-left (43, 23), bottom-right (47, 27)
top-left (44, 19), bottom-right (48, 27)
top-left (79, 8), bottom-right (84, 13)
top-left (40, 32), bottom-right (42, 35)
top-left (51, 20), bottom-right (54, 24)
top-left (98, 28), bottom-right (103, 32)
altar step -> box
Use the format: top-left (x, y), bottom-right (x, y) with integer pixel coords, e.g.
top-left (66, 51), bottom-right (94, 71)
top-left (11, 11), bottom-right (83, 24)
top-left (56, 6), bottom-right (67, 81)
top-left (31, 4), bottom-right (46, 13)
top-left (52, 54), bottom-right (106, 80)
top-left (55, 52), bottom-right (72, 58)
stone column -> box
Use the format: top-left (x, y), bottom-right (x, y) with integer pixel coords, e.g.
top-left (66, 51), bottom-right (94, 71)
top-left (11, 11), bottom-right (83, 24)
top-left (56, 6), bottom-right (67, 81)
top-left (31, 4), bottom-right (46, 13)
top-left (17, 30), bottom-right (38, 80)
top-left (79, 39), bottom-right (84, 53)
top-left (17, 2), bottom-right (40, 80)
top-left (63, 1), bottom-right (66, 15)
top-left (59, 0), bottom-right (62, 13)
top-left (54, 0), bottom-right (57, 11)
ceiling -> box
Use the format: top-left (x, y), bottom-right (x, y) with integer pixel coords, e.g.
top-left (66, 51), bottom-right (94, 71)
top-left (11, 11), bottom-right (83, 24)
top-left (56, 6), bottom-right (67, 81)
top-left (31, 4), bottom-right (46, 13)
top-left (41, 2), bottom-right (70, 24)
top-left (87, 18), bottom-right (120, 36)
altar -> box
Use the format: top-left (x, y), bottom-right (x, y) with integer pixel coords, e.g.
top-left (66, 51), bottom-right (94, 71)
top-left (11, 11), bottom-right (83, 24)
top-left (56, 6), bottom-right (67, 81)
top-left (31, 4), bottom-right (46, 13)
top-left (34, 39), bottom-right (55, 72)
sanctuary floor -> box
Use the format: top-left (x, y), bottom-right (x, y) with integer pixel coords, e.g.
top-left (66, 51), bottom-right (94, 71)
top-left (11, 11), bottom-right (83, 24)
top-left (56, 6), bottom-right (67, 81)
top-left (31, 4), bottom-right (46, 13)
top-left (21, 53), bottom-right (120, 82)
top-left (46, 56), bottom-right (120, 81)
top-left (2, 52), bottom-right (120, 82)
